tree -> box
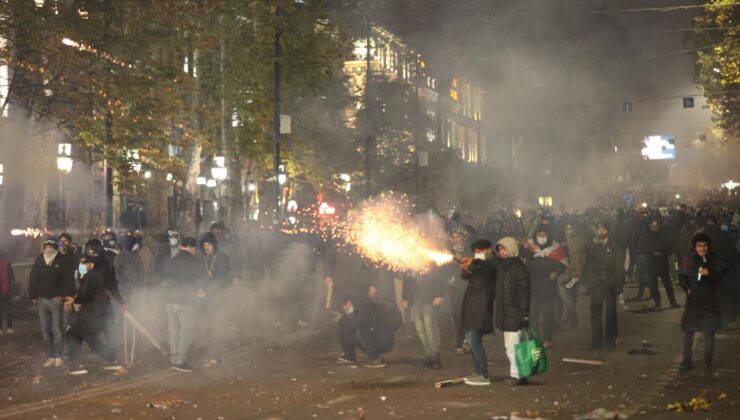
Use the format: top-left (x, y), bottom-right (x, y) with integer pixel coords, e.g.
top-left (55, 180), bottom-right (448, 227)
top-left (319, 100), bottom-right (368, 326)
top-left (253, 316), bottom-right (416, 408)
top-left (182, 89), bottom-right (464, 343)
top-left (694, 0), bottom-right (740, 142)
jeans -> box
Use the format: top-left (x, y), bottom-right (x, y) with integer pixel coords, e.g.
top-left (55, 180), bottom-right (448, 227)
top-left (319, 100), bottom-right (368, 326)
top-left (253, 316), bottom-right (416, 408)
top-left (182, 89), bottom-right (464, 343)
top-left (503, 330), bottom-right (522, 379)
top-left (338, 319), bottom-right (393, 361)
top-left (589, 284), bottom-right (618, 347)
top-left (0, 294), bottom-right (12, 329)
top-left (167, 304), bottom-right (195, 365)
top-left (466, 329), bottom-right (488, 377)
top-left (411, 303), bottom-right (441, 358)
top-left (558, 282), bottom-right (579, 327)
top-left (530, 284), bottom-right (557, 340)
top-left (37, 297), bottom-right (64, 358)
top-left (66, 318), bottom-right (117, 367)
top-left (448, 285), bottom-right (467, 348)
top-left (683, 330), bottom-right (715, 365)
top-left (648, 257), bottom-right (676, 305)
top-left (634, 255), bottom-right (650, 297)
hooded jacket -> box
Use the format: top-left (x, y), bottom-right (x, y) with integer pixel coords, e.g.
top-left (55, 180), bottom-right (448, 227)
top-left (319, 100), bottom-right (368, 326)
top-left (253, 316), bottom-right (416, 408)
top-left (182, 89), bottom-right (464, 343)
top-left (200, 232), bottom-right (230, 284)
top-left (494, 237), bottom-right (531, 332)
top-left (29, 252), bottom-right (75, 299)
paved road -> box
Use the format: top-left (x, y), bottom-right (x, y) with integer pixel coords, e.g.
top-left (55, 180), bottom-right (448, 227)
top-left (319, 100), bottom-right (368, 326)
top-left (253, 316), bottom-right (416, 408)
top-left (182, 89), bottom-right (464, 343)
top-left (0, 284), bottom-right (738, 419)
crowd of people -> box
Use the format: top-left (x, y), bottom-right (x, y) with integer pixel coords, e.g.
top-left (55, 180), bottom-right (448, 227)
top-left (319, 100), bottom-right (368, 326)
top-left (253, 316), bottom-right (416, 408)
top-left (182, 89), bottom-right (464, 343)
top-left (329, 196), bottom-right (739, 386)
top-left (11, 191), bottom-right (740, 387)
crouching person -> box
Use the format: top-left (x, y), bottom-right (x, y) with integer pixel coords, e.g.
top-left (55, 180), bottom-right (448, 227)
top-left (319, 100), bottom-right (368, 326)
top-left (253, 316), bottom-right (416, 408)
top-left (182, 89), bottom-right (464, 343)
top-left (65, 256), bottom-right (121, 375)
top-left (336, 294), bottom-right (400, 368)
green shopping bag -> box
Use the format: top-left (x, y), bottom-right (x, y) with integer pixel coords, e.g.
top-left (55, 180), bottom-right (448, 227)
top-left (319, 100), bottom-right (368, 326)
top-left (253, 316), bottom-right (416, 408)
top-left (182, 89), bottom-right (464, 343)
top-left (514, 327), bottom-right (548, 377)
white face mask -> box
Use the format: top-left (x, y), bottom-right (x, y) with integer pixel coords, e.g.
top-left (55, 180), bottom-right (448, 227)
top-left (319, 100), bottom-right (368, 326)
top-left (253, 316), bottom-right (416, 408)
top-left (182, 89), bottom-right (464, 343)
top-left (169, 238), bottom-right (180, 247)
top-left (131, 244), bottom-right (140, 252)
top-left (536, 236), bottom-right (548, 246)
top-left (474, 252), bottom-right (486, 260)
top-left (346, 305), bottom-right (354, 315)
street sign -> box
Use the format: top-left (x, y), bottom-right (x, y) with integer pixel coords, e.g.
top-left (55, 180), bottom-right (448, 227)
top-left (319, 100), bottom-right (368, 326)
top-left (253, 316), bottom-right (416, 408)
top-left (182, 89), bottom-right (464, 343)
top-left (683, 97), bottom-right (694, 108)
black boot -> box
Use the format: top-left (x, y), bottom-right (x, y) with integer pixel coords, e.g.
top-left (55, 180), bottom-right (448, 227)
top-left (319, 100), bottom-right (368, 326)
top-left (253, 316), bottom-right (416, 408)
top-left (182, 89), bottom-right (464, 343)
top-left (679, 360), bottom-right (692, 371)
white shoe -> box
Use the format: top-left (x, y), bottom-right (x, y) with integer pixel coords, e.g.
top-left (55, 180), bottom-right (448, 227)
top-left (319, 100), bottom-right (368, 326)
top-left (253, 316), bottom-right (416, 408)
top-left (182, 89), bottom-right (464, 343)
top-left (5, 328), bottom-right (12, 334)
top-left (43, 358), bottom-right (55, 368)
top-left (69, 367), bottom-right (88, 375)
top-left (54, 358), bottom-right (65, 367)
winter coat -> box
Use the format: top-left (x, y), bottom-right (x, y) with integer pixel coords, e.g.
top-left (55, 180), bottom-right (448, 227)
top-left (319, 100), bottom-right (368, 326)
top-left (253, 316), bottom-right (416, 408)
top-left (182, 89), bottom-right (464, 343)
top-left (163, 251), bottom-right (204, 306)
top-left (494, 257), bottom-right (531, 332)
top-left (524, 241), bottom-right (568, 288)
top-left (325, 245), bottom-right (374, 304)
top-left (584, 238), bottom-right (625, 292)
top-left (203, 251), bottom-right (230, 285)
top-left (402, 269), bottom-right (446, 307)
top-left (74, 268), bottom-right (109, 321)
top-left (678, 252), bottom-right (726, 332)
top-left (29, 253), bottom-right (75, 299)
top-left (0, 256), bottom-right (15, 296)
top-left (460, 258), bottom-right (496, 333)
top-left (113, 250), bottom-right (144, 290)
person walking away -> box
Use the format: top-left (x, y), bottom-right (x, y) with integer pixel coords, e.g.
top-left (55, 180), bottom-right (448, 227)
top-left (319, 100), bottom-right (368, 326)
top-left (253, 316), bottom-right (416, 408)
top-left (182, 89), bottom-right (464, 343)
top-left (458, 240), bottom-right (496, 386)
top-left (0, 250), bottom-right (16, 335)
top-left (584, 222), bottom-right (625, 350)
top-left (65, 256), bottom-right (121, 375)
top-left (29, 239), bottom-right (75, 368)
top-left (494, 237), bottom-right (531, 386)
top-left (402, 267), bottom-right (446, 369)
top-left (644, 219), bottom-right (680, 309)
top-left (163, 237), bottom-right (204, 372)
top-left (525, 225), bottom-right (568, 347)
top-left (678, 233), bottom-right (726, 371)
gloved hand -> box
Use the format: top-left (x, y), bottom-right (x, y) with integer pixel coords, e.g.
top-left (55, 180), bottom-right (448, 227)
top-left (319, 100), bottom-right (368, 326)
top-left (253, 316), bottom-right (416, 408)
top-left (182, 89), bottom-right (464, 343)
top-left (519, 317), bottom-right (530, 329)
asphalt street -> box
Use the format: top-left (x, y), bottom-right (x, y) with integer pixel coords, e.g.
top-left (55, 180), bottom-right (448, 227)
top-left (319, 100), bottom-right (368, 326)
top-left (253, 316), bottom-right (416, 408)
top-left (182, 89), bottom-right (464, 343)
top-left (0, 282), bottom-right (738, 419)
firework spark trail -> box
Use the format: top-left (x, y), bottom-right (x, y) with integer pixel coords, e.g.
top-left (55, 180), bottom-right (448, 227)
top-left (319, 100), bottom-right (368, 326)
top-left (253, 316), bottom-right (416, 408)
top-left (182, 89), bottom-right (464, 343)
top-left (341, 194), bottom-right (453, 273)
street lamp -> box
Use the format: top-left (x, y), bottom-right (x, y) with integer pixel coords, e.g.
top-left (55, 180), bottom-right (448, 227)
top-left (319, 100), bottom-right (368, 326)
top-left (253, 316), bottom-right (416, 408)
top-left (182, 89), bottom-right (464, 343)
top-left (196, 176), bottom-right (207, 186)
top-left (0, 163), bottom-right (3, 186)
top-left (206, 179), bottom-right (217, 188)
top-left (57, 142), bottom-right (73, 229)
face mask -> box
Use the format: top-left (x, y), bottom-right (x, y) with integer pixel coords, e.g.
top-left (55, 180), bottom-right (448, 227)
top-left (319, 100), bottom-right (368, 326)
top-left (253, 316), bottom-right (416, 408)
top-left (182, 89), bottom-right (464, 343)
top-left (44, 249), bottom-right (57, 259)
top-left (474, 252), bottom-right (486, 260)
top-left (536, 237), bottom-right (548, 246)
top-left (107, 240), bottom-right (116, 248)
top-left (132, 243), bottom-right (140, 252)
top-left (78, 264), bottom-right (88, 277)
top-left (169, 238), bottom-right (180, 247)
top-left (346, 305), bottom-right (354, 315)
top-left (721, 225), bottom-right (729, 232)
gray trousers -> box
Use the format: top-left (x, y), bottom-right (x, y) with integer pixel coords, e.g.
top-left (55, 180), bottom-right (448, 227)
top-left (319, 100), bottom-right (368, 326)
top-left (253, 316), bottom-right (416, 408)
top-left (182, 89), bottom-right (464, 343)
top-left (412, 303), bottom-right (441, 358)
top-left (37, 297), bottom-right (64, 358)
top-left (167, 304), bottom-right (195, 365)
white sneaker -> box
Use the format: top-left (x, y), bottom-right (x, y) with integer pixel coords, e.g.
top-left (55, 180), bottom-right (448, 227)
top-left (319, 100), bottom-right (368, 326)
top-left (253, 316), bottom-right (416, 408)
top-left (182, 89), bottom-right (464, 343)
top-left (5, 328), bottom-right (12, 334)
top-left (43, 358), bottom-right (55, 368)
top-left (54, 358), bottom-right (65, 367)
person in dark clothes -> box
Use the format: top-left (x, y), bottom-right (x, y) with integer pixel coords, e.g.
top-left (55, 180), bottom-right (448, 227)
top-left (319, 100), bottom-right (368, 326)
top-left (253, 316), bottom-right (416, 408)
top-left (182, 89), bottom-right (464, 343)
top-left (458, 239), bottom-right (496, 386)
top-left (402, 267), bottom-right (446, 369)
top-left (163, 237), bottom-right (205, 372)
top-left (29, 239), bottom-right (76, 368)
top-left (494, 237), bottom-right (531, 386)
top-left (65, 255), bottom-right (121, 375)
top-left (643, 219), bottom-right (680, 309)
top-left (0, 250), bottom-right (16, 335)
top-left (678, 233), bottom-right (726, 371)
top-left (584, 222), bottom-right (625, 350)
top-left (199, 232), bottom-right (230, 367)
top-left (336, 294), bottom-right (399, 368)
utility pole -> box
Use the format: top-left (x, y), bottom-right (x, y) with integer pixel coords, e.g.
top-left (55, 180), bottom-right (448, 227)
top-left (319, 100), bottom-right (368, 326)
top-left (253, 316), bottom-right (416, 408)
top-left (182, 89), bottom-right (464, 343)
top-left (364, 19), bottom-right (373, 199)
top-left (273, 1), bottom-right (282, 225)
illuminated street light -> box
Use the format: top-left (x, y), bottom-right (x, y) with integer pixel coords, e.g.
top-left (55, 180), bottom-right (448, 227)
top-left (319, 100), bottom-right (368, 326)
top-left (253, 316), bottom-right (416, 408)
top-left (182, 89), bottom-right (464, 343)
top-left (278, 173), bottom-right (287, 185)
top-left (56, 157), bottom-right (73, 173)
top-left (287, 200), bottom-right (298, 212)
top-left (722, 180), bottom-right (739, 190)
top-left (143, 171), bottom-right (152, 179)
top-left (211, 166), bottom-right (228, 181)
top-left (641, 202), bottom-right (648, 208)
top-left (675, 194), bottom-right (680, 199)
top-left (196, 176), bottom-right (207, 186)
top-left (206, 179), bottom-right (217, 188)
top-left (0, 163), bottom-right (4, 186)
top-left (247, 182), bottom-right (257, 192)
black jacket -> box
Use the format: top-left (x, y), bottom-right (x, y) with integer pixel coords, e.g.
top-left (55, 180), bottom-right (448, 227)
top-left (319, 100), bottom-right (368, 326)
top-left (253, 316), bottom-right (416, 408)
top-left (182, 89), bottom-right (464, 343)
top-left (74, 268), bottom-right (109, 321)
top-left (584, 238), bottom-right (625, 291)
top-left (402, 269), bottom-right (446, 307)
top-left (29, 253), bottom-right (75, 299)
top-left (460, 258), bottom-right (496, 333)
top-left (203, 251), bottom-right (230, 285)
top-left (164, 251), bottom-right (204, 305)
top-left (678, 252), bottom-right (725, 332)
top-left (494, 257), bottom-right (531, 332)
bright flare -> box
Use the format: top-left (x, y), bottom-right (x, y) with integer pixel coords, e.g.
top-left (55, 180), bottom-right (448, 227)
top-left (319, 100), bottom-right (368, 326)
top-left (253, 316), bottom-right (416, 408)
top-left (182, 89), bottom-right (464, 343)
top-left (344, 194), bottom-right (452, 273)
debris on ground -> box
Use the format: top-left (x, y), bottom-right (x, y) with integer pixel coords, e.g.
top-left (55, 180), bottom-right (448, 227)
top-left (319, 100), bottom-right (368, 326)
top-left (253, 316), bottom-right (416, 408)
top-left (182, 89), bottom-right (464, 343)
top-left (510, 409), bottom-right (543, 419)
top-left (626, 347), bottom-right (657, 356)
top-left (562, 358), bottom-right (606, 366)
top-left (576, 407), bottom-right (628, 419)
top-left (668, 390), bottom-right (728, 412)
top-left (31, 375), bottom-right (43, 384)
top-left (147, 399), bottom-right (188, 409)
top-left (110, 408), bottom-right (123, 415)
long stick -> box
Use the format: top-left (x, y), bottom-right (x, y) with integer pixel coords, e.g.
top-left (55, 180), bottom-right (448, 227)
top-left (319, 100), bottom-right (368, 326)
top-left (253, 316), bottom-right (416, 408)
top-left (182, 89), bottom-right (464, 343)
top-left (562, 358), bottom-right (606, 366)
top-left (106, 291), bottom-right (166, 355)
top-left (325, 283), bottom-right (333, 309)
